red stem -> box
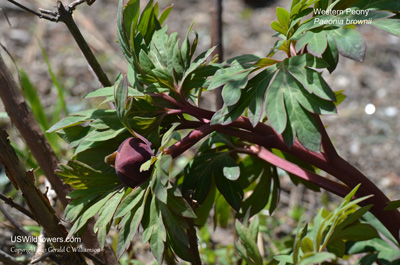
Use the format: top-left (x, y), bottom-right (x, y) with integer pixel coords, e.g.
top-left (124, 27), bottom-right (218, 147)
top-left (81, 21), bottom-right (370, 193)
top-left (164, 123), bottom-right (216, 158)
top-left (237, 145), bottom-right (351, 198)
top-left (156, 94), bottom-right (400, 243)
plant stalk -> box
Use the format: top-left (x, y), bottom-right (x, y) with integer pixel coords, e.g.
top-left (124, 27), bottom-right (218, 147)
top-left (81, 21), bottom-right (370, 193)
top-left (161, 99), bottom-right (400, 243)
top-left (57, 2), bottom-right (112, 87)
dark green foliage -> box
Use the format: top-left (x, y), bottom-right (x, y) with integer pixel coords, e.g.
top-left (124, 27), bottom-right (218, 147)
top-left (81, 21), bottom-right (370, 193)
top-left (48, 0), bottom-right (400, 262)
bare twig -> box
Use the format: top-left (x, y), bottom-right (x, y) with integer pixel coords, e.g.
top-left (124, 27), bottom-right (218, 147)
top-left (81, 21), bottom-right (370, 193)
top-left (56, 1), bottom-right (112, 87)
top-left (6, 0), bottom-right (111, 88)
top-left (0, 193), bottom-right (35, 220)
top-left (0, 54), bottom-right (72, 207)
top-left (0, 204), bottom-right (31, 237)
top-left (211, 0), bottom-right (224, 62)
top-left (211, 0), bottom-right (224, 109)
top-left (31, 252), bottom-right (58, 264)
top-left (0, 249), bottom-right (23, 265)
top-left (6, 0), bottom-right (58, 21)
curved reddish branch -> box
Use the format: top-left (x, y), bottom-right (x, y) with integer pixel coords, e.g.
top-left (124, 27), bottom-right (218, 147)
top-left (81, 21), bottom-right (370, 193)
top-left (154, 92), bottom-right (400, 243)
top-left (237, 145), bottom-right (351, 198)
top-left (164, 123), bottom-right (216, 158)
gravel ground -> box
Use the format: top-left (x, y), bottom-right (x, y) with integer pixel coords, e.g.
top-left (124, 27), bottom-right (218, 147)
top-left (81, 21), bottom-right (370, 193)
top-left (1, 0), bottom-right (400, 263)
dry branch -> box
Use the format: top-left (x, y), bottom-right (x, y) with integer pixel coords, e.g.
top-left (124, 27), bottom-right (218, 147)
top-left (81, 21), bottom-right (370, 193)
top-left (0, 54), bottom-right (71, 206)
top-left (0, 130), bottom-right (87, 264)
top-left (0, 53), bottom-right (117, 265)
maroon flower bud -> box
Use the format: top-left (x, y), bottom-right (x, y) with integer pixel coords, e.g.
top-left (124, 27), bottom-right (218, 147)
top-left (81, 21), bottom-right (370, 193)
top-left (115, 137), bottom-right (154, 188)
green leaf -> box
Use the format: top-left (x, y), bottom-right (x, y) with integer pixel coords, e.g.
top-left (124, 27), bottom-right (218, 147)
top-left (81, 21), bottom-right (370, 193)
top-left (39, 41), bottom-right (68, 116)
top-left (322, 32), bottom-right (339, 73)
top-left (223, 164), bottom-right (240, 181)
top-left (117, 0), bottom-right (132, 63)
top-left (327, 239), bottom-right (346, 258)
top-left (293, 222), bottom-right (307, 264)
top-left (372, 18), bottom-right (400, 37)
top-left (265, 73), bottom-right (287, 134)
top-left (20, 70), bottom-right (49, 131)
top-left (114, 184), bottom-right (148, 218)
top-left (286, 58), bottom-right (336, 102)
top-left (85, 128), bottom-right (125, 142)
top-left (331, 27), bottom-right (366, 62)
top-left (385, 199), bottom-right (400, 211)
top-left (57, 160), bottom-right (119, 189)
top-left (298, 252), bottom-right (336, 265)
top-left (67, 190), bottom-right (118, 238)
top-left (94, 188), bottom-right (125, 248)
top-left (150, 225), bottom-right (166, 263)
top-left (240, 156), bottom-right (274, 217)
top-left (158, 201), bottom-right (192, 262)
top-left (151, 155), bottom-right (171, 204)
top-left (271, 21), bottom-right (288, 35)
top-left (158, 5), bottom-right (173, 25)
top-left (267, 166), bottom-right (280, 214)
top-left (249, 215), bottom-right (260, 241)
top-left (359, 253), bottom-right (379, 265)
top-left (166, 190), bottom-right (197, 218)
top-left (296, 30), bottom-right (327, 57)
top-left (301, 237), bottom-right (314, 253)
top-left (348, 238), bottom-right (400, 261)
top-left (361, 211), bottom-right (399, 245)
top-left (138, 0), bottom-right (160, 45)
top-left (265, 54), bottom-right (336, 150)
top-left (338, 223), bottom-right (379, 241)
top-left (235, 220), bottom-right (263, 265)
top-left (183, 151), bottom-right (239, 204)
top-left (47, 109), bottom-right (117, 132)
top-left (182, 46), bottom-right (216, 81)
top-left (194, 184), bottom-right (216, 226)
top-left (354, 0), bottom-right (400, 10)
top-left (215, 172), bottom-right (243, 212)
top-left (64, 192), bottom-right (101, 222)
top-left (276, 7), bottom-right (290, 31)
top-left (214, 194), bottom-right (231, 228)
top-left (208, 64), bottom-right (253, 101)
top-left (291, 17), bottom-right (327, 40)
top-left (123, 0), bottom-right (140, 42)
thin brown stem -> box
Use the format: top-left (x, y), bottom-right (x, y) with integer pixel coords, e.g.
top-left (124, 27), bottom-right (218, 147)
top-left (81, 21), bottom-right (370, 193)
top-left (0, 249), bottom-right (23, 265)
top-left (211, 0), bottom-right (224, 109)
top-left (0, 193), bottom-right (35, 220)
top-left (0, 204), bottom-right (31, 237)
top-left (57, 2), bottom-right (112, 87)
top-left (6, 0), bottom-right (58, 21)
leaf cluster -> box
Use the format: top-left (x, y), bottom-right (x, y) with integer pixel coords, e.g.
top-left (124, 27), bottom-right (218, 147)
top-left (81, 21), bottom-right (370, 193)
top-left (273, 186), bottom-right (392, 265)
top-left (47, 0), bottom-right (400, 263)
